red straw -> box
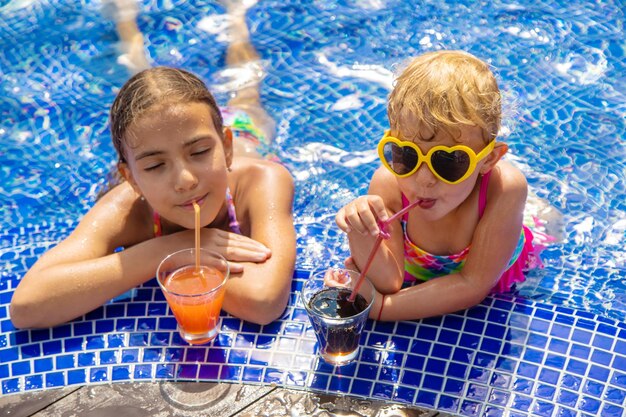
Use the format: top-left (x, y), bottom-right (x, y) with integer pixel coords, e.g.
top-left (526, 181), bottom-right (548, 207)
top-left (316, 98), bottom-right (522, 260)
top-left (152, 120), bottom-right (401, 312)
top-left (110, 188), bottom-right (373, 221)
top-left (347, 199), bottom-right (422, 302)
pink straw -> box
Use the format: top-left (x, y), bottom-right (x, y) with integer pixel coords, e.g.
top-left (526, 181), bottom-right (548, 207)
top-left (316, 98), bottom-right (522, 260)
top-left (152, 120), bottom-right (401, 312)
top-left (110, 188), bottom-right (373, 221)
top-left (347, 199), bottom-right (422, 302)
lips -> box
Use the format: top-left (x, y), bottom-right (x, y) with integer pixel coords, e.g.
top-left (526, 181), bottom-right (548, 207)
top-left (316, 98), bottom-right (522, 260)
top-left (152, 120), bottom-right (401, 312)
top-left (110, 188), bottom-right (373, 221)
top-left (417, 199), bottom-right (436, 209)
top-left (409, 197), bottom-right (436, 209)
top-left (179, 193), bottom-right (208, 210)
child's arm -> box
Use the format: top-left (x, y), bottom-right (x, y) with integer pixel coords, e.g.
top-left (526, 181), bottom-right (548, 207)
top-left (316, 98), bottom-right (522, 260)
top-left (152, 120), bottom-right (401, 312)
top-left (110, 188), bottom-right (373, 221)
top-left (336, 167), bottom-right (406, 293)
top-left (371, 163), bottom-right (529, 321)
top-left (9, 183), bottom-right (269, 329)
top-left (218, 160), bottom-right (296, 325)
top-left (9, 185), bottom-right (191, 328)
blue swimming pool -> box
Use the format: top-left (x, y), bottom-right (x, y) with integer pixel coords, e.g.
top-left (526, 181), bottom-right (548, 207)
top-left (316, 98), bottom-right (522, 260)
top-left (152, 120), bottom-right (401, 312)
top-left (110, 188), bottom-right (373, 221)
top-left (1, 1), bottom-right (625, 416)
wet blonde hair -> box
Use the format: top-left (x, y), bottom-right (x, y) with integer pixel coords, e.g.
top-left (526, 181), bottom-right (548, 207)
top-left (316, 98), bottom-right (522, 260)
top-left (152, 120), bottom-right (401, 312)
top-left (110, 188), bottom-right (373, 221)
top-left (388, 50), bottom-right (501, 143)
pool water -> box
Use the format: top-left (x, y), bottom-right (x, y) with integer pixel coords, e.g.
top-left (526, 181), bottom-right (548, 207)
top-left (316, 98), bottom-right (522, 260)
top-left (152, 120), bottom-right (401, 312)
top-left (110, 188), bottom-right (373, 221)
top-left (1, 1), bottom-right (625, 414)
top-left (2, 0), bottom-right (624, 320)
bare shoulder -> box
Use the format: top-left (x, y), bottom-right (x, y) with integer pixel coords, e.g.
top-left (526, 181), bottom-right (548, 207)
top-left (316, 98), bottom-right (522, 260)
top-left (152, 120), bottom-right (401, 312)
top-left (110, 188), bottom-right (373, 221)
top-left (72, 182), bottom-right (151, 250)
top-left (229, 157), bottom-right (294, 223)
top-left (229, 158), bottom-right (295, 239)
top-left (232, 157), bottom-right (294, 194)
top-left (27, 182), bottom-right (151, 269)
top-left (369, 166), bottom-right (403, 213)
top-left (490, 160), bottom-right (528, 193)
top-left (486, 160), bottom-right (528, 208)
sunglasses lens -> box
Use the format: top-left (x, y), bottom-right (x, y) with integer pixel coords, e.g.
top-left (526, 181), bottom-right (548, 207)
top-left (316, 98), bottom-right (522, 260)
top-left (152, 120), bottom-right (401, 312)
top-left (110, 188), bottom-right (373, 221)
top-left (431, 150), bottom-right (471, 182)
top-left (383, 142), bottom-right (418, 175)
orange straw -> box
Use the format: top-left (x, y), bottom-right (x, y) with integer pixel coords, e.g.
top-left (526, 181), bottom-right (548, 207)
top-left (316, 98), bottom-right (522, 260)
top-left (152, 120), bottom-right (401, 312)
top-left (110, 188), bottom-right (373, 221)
top-left (193, 201), bottom-right (200, 273)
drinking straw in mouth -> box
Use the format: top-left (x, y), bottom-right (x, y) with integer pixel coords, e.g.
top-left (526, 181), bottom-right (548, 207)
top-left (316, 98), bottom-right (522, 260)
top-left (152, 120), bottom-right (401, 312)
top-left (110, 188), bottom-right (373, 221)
top-left (346, 199), bottom-right (423, 302)
top-left (193, 201), bottom-right (200, 273)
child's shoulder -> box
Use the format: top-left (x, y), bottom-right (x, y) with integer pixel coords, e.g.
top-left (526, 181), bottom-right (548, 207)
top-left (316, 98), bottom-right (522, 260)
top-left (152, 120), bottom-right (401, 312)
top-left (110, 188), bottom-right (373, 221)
top-left (230, 157), bottom-right (294, 203)
top-left (489, 160), bottom-right (528, 194)
top-left (370, 166), bottom-right (404, 212)
top-left (232, 157), bottom-right (293, 185)
top-left (97, 181), bottom-right (144, 208)
top-left (483, 160), bottom-right (529, 213)
top-left (85, 182), bottom-right (151, 241)
top-left (75, 182), bottom-right (152, 246)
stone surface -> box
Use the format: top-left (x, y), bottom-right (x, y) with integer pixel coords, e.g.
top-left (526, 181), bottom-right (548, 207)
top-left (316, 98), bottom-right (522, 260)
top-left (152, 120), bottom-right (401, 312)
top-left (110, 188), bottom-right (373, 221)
top-left (0, 383), bottom-right (448, 417)
top-left (0, 387), bottom-right (79, 417)
top-left (238, 388), bottom-right (440, 416)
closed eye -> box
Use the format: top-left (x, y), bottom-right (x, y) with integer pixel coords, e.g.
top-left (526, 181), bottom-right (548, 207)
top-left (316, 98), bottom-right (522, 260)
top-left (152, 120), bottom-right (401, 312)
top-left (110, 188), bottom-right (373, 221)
top-left (191, 148), bottom-right (210, 156)
top-left (144, 163), bottom-right (164, 171)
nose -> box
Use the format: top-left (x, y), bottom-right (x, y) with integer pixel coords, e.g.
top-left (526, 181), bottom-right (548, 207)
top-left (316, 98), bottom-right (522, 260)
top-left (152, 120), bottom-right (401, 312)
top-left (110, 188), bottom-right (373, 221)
top-left (412, 161), bottom-right (437, 187)
top-left (174, 164), bottom-right (198, 192)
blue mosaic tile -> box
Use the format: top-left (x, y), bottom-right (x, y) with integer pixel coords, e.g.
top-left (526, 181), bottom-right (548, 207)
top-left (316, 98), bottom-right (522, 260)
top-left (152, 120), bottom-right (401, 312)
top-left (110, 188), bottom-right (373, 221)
top-left (3, 378), bottom-right (20, 394)
top-left (350, 378), bottom-right (372, 397)
top-left (63, 337), bottom-right (83, 353)
top-left (602, 404), bottom-right (624, 417)
top-left (45, 372), bottom-right (65, 388)
top-left (89, 368), bottom-right (109, 383)
top-left (115, 319), bottom-right (135, 332)
top-left (67, 369), bottom-right (86, 385)
top-left (78, 352), bottom-right (96, 367)
top-left (0, 347), bottom-right (18, 363)
top-left (1, 321), bottom-right (15, 333)
top-left (55, 354), bottom-right (75, 370)
top-left (393, 385), bottom-right (416, 404)
top-left (143, 348), bottom-right (162, 362)
top-left (415, 390), bottom-right (437, 408)
top-left (155, 364), bottom-right (175, 379)
top-left (11, 360), bottom-right (31, 376)
top-left (439, 394), bottom-right (461, 412)
top-left (590, 364), bottom-right (611, 383)
top-left (121, 349), bottom-right (139, 363)
top-left (24, 374), bottom-right (43, 391)
top-left (99, 350), bottom-right (117, 365)
top-left (52, 325), bottom-right (71, 339)
top-left (134, 364), bottom-right (152, 379)
top-left (34, 358), bottom-right (53, 373)
top-left (95, 320), bottom-right (114, 334)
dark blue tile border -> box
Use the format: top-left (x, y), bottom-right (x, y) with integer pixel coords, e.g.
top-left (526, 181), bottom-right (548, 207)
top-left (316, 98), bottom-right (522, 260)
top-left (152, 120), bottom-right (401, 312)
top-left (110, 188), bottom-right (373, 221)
top-left (1, 271), bottom-right (626, 417)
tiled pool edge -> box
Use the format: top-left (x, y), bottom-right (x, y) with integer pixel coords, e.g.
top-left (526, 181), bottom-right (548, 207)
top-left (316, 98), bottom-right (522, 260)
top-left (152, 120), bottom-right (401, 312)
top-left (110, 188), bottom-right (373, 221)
top-left (1, 269), bottom-right (625, 417)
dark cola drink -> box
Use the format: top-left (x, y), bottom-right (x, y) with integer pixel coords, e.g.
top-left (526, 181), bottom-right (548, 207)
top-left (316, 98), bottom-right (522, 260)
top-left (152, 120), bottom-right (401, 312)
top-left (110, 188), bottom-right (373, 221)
top-left (308, 287), bottom-right (369, 365)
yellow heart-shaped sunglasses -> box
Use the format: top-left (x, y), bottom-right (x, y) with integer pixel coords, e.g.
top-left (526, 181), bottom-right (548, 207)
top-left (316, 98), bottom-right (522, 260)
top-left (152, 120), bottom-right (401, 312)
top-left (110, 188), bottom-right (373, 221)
top-left (378, 132), bottom-right (495, 184)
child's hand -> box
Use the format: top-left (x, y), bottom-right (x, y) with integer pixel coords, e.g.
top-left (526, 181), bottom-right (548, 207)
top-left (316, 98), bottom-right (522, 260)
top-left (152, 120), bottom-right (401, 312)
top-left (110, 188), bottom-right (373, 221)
top-left (335, 195), bottom-right (389, 236)
top-left (343, 256), bottom-right (359, 272)
top-left (322, 268), bottom-right (352, 287)
top-left (199, 228), bottom-right (272, 263)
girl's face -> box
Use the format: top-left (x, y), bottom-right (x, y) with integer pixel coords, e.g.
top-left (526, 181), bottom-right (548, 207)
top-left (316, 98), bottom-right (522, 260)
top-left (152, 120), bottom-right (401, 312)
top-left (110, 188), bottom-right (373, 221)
top-left (119, 101), bottom-right (232, 230)
top-left (393, 123), bottom-right (494, 222)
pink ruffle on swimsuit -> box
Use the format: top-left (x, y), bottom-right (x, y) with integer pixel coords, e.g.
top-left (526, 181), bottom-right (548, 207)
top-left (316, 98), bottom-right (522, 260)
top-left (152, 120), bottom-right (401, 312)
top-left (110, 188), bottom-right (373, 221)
top-left (402, 171), bottom-right (544, 293)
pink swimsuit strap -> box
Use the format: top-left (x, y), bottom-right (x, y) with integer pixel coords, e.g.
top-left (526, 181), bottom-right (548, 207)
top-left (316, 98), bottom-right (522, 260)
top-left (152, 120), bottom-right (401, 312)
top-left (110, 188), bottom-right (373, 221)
top-left (478, 170), bottom-right (491, 218)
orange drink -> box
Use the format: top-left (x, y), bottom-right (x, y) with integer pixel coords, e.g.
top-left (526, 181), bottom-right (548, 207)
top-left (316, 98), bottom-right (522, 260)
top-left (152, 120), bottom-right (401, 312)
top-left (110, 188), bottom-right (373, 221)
top-left (157, 249), bottom-right (229, 345)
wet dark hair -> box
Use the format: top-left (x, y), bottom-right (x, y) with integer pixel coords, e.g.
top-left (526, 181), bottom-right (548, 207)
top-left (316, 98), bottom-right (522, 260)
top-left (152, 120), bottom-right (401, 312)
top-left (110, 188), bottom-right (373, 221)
top-left (110, 66), bottom-right (224, 162)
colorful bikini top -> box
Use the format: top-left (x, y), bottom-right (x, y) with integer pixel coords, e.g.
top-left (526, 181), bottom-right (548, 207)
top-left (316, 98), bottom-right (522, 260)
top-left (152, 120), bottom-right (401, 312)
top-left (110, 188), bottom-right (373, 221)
top-left (402, 171), bottom-right (526, 282)
top-left (153, 187), bottom-right (242, 237)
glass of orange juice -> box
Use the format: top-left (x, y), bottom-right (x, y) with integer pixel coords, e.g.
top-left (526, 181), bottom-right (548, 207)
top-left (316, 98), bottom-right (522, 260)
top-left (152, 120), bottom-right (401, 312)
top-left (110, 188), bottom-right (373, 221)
top-left (156, 248), bottom-right (230, 345)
